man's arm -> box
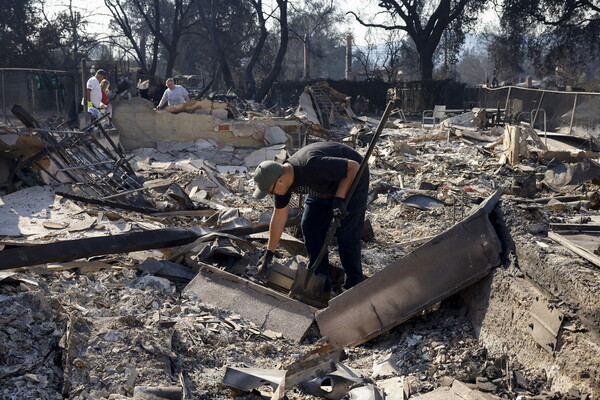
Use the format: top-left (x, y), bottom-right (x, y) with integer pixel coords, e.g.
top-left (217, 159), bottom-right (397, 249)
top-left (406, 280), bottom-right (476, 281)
top-left (86, 88), bottom-right (92, 102)
top-left (335, 159), bottom-right (360, 199)
top-left (267, 204), bottom-right (289, 252)
top-left (155, 89), bottom-right (169, 109)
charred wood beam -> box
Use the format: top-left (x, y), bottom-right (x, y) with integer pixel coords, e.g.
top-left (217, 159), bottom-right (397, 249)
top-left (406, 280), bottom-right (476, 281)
top-left (0, 216), bottom-right (302, 270)
top-left (0, 228), bottom-right (201, 270)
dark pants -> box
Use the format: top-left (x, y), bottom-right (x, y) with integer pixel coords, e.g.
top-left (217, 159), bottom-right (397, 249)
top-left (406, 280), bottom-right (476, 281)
top-left (301, 177), bottom-right (369, 291)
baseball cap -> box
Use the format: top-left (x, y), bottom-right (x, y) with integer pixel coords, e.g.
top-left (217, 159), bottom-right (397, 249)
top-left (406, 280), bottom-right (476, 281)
top-left (253, 161), bottom-right (283, 199)
top-left (96, 69), bottom-right (106, 76)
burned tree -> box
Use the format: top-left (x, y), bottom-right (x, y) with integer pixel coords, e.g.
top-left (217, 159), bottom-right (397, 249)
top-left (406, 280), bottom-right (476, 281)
top-left (104, 0), bottom-right (197, 78)
top-left (195, 0), bottom-right (236, 91)
top-left (244, 0), bottom-right (270, 99)
top-left (347, 0), bottom-right (485, 81)
top-left (131, 0), bottom-right (199, 79)
top-left (104, 0), bottom-right (161, 77)
top-left (285, 0), bottom-right (346, 80)
top-left (254, 0), bottom-right (289, 102)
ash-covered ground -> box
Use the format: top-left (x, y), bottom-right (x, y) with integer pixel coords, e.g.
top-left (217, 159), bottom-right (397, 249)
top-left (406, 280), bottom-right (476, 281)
top-left (1, 124), bottom-right (594, 399)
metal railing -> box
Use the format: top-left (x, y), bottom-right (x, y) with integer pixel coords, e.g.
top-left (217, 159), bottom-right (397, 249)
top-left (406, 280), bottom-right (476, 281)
top-left (517, 108), bottom-right (548, 145)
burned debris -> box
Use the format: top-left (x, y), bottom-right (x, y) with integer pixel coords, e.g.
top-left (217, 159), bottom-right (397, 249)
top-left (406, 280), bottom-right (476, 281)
top-left (8, 105), bottom-right (160, 213)
top-left (1, 86), bottom-right (600, 400)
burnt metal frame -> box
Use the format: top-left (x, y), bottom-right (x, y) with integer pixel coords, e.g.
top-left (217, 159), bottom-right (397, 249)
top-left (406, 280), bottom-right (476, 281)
top-left (13, 108), bottom-right (150, 210)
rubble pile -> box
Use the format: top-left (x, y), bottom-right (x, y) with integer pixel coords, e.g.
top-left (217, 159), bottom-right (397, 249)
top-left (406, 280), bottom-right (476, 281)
top-left (1, 107), bottom-right (599, 399)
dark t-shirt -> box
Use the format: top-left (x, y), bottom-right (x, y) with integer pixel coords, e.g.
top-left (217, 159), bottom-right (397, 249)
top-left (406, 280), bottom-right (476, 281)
top-left (274, 142), bottom-right (365, 209)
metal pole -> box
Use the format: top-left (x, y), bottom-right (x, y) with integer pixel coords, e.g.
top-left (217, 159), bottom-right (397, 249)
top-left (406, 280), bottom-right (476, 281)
top-left (73, 67), bottom-right (78, 121)
top-left (303, 34), bottom-right (310, 80)
top-left (345, 35), bottom-right (353, 81)
top-left (55, 73), bottom-right (60, 116)
top-left (568, 93), bottom-right (578, 136)
top-left (2, 69), bottom-right (7, 124)
top-left (81, 59), bottom-right (87, 111)
top-left (31, 77), bottom-right (36, 118)
top-left (532, 91), bottom-right (545, 129)
top-left (503, 86), bottom-right (512, 114)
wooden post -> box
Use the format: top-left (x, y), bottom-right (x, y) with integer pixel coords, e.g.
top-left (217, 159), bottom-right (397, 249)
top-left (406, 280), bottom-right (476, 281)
top-left (504, 125), bottom-right (521, 165)
top-left (30, 77), bottom-right (36, 117)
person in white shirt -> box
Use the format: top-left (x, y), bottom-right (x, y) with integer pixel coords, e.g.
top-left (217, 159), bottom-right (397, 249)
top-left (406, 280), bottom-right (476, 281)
top-left (154, 78), bottom-right (190, 110)
top-left (86, 69), bottom-right (106, 109)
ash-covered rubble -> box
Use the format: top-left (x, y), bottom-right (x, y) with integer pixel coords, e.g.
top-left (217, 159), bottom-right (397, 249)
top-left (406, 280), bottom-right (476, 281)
top-left (1, 111), bottom-right (599, 399)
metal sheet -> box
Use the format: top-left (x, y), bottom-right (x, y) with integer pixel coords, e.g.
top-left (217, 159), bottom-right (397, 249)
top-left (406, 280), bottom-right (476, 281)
top-left (223, 367), bottom-right (286, 391)
top-left (267, 262), bottom-right (297, 292)
top-left (402, 194), bottom-right (446, 210)
top-left (315, 190), bottom-right (503, 347)
top-left (183, 264), bottom-right (315, 342)
top-left (222, 367), bottom-right (286, 400)
top-left (529, 296), bottom-right (564, 354)
top-left (284, 344), bottom-right (343, 388)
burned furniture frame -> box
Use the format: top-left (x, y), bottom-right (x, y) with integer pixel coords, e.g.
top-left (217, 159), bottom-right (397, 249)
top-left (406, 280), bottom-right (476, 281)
top-left (11, 105), bottom-right (152, 212)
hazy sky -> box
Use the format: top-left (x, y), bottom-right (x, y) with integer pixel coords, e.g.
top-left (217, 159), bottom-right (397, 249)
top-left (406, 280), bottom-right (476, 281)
top-left (43, 0), bottom-right (497, 48)
top-left (44, 0), bottom-right (379, 44)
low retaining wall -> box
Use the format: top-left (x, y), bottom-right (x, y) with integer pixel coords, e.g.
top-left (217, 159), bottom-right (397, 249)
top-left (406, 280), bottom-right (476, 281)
top-left (111, 97), bottom-right (302, 150)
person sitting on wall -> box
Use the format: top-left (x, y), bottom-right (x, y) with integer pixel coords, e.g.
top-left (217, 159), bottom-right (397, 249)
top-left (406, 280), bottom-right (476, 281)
top-left (153, 78), bottom-right (190, 110)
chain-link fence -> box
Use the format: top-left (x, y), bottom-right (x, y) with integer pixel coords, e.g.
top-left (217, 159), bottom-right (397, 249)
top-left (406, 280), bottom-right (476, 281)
top-left (479, 86), bottom-right (600, 137)
top-left (388, 80), bottom-right (481, 116)
top-left (0, 68), bottom-right (80, 125)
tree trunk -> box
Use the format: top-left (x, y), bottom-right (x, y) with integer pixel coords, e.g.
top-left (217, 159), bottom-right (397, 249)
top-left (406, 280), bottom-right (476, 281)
top-left (165, 53), bottom-right (177, 78)
top-left (254, 0), bottom-right (288, 102)
top-left (418, 51), bottom-right (434, 81)
top-left (148, 36), bottom-right (159, 76)
top-left (198, 0), bottom-right (235, 90)
top-left (244, 1), bottom-right (268, 99)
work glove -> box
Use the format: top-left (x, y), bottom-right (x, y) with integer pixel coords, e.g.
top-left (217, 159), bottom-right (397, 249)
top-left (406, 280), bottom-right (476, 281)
top-left (332, 196), bottom-right (348, 220)
top-left (256, 249), bottom-right (274, 282)
top-left (87, 101), bottom-right (93, 108)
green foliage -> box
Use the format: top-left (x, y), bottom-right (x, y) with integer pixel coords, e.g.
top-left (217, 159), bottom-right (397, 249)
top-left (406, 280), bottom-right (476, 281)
top-left (37, 8), bottom-right (97, 69)
top-left (500, 0), bottom-right (600, 88)
top-left (0, 0), bottom-right (41, 67)
top-left (486, 34), bottom-right (525, 84)
top-left (0, 0), bottom-right (99, 69)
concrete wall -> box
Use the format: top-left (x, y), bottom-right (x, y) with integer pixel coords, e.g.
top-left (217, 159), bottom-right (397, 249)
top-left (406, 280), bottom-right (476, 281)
top-left (111, 97), bottom-right (302, 150)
